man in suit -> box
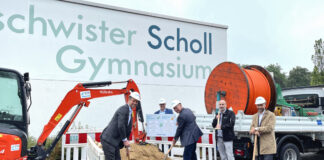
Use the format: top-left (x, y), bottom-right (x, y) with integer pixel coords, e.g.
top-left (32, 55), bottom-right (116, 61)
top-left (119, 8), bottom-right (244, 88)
top-left (100, 92), bottom-right (141, 160)
top-left (154, 98), bottom-right (173, 114)
top-left (249, 96), bottom-right (276, 160)
top-left (172, 99), bottom-right (203, 160)
top-left (212, 100), bottom-right (235, 160)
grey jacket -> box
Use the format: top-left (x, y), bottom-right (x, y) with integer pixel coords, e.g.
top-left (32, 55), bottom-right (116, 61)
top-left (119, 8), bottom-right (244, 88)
top-left (174, 108), bottom-right (203, 146)
top-left (100, 104), bottom-right (132, 148)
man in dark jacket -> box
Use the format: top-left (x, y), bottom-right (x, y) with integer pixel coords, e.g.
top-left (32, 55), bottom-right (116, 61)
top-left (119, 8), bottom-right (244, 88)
top-left (172, 99), bottom-right (203, 160)
top-left (212, 100), bottom-right (235, 160)
top-left (100, 92), bottom-right (141, 160)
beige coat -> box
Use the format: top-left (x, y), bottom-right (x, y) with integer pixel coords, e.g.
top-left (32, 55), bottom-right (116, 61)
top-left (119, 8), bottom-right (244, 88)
top-left (250, 110), bottom-right (277, 155)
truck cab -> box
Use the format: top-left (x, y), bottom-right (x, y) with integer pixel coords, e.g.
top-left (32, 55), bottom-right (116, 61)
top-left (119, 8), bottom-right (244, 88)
top-left (0, 68), bottom-right (30, 159)
top-left (282, 85), bottom-right (324, 115)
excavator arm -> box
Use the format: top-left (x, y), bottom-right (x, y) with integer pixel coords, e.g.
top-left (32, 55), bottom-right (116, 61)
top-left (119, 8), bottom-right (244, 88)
top-left (29, 79), bottom-right (145, 159)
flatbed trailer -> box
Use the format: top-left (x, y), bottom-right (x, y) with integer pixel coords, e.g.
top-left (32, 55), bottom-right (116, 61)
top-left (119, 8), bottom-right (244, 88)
top-left (196, 111), bottom-right (324, 160)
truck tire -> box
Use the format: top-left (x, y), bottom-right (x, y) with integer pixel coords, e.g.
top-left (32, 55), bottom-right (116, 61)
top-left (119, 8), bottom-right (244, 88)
top-left (279, 143), bottom-right (301, 160)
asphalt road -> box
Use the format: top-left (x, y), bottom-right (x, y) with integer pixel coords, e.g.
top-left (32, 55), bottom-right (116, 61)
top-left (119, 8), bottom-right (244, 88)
top-left (231, 152), bottom-right (324, 160)
top-left (301, 152), bottom-right (324, 160)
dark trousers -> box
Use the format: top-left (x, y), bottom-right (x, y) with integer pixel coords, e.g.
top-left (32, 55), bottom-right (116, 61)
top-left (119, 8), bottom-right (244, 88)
top-left (101, 140), bottom-right (121, 160)
top-left (183, 143), bottom-right (197, 160)
top-left (257, 154), bottom-right (273, 160)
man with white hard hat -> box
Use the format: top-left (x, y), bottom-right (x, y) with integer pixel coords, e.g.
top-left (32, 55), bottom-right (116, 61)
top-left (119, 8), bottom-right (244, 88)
top-left (154, 98), bottom-right (173, 114)
top-left (249, 96), bottom-right (276, 160)
top-left (100, 91), bottom-right (141, 160)
top-left (172, 99), bottom-right (203, 160)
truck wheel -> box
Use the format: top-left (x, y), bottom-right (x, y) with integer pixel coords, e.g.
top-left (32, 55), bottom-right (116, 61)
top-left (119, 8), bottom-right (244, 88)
top-left (279, 143), bottom-right (300, 160)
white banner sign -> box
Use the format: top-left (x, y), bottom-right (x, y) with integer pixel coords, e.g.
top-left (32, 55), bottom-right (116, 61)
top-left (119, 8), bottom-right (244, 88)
top-left (0, 0), bottom-right (227, 137)
top-left (0, 0), bottom-right (227, 86)
top-left (146, 114), bottom-right (177, 137)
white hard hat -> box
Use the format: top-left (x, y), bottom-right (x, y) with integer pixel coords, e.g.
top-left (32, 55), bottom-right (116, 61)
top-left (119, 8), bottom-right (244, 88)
top-left (130, 92), bottom-right (141, 101)
top-left (255, 96), bottom-right (266, 105)
top-left (159, 98), bottom-right (166, 104)
top-left (171, 99), bottom-right (181, 108)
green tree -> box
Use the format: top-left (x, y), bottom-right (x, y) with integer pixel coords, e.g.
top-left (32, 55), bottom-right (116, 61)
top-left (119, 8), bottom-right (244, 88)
top-left (311, 38), bottom-right (324, 85)
top-left (27, 135), bottom-right (61, 159)
top-left (27, 136), bottom-right (37, 149)
top-left (311, 66), bottom-right (324, 85)
top-left (238, 64), bottom-right (249, 68)
top-left (287, 66), bottom-right (310, 87)
top-left (266, 64), bottom-right (287, 88)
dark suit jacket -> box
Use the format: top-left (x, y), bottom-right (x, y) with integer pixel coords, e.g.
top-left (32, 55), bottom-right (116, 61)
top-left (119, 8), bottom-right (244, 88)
top-left (212, 109), bottom-right (235, 141)
top-left (100, 104), bottom-right (132, 148)
top-left (174, 108), bottom-right (203, 146)
top-left (154, 108), bottom-right (173, 114)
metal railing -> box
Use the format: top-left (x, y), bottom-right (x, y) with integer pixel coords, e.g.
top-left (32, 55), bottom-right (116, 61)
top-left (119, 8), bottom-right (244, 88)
top-left (61, 128), bottom-right (217, 160)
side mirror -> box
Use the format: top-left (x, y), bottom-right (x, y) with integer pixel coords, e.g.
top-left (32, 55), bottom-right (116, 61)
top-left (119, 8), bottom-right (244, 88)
top-left (24, 72), bottom-right (29, 81)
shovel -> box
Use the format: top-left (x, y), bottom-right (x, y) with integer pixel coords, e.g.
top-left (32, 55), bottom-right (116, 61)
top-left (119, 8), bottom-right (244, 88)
top-left (215, 112), bottom-right (221, 130)
top-left (252, 134), bottom-right (257, 160)
top-left (126, 147), bottom-right (130, 160)
top-left (163, 143), bottom-right (174, 160)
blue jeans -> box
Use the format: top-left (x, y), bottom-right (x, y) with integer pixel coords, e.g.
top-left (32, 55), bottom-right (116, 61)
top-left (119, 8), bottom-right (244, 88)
top-left (183, 143), bottom-right (197, 160)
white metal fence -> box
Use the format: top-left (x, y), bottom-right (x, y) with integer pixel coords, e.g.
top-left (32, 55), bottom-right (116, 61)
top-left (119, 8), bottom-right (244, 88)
top-left (61, 128), bottom-right (217, 160)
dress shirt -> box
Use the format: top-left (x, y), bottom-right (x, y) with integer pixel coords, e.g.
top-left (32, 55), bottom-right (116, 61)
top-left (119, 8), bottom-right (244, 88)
top-left (123, 105), bottom-right (132, 142)
top-left (258, 110), bottom-right (265, 126)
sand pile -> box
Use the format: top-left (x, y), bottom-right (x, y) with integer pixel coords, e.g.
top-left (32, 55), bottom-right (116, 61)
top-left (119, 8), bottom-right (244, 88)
top-left (120, 143), bottom-right (171, 160)
top-left (94, 141), bottom-right (170, 160)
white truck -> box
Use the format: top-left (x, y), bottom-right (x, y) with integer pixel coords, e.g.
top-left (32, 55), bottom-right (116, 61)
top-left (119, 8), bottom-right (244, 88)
top-left (197, 85), bottom-right (324, 160)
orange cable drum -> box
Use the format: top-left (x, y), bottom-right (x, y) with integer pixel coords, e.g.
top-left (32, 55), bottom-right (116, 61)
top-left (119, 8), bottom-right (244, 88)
top-left (204, 62), bottom-right (276, 115)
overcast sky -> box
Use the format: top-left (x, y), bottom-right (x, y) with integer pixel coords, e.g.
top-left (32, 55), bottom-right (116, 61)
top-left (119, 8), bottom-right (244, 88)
top-left (84, 0), bottom-right (324, 74)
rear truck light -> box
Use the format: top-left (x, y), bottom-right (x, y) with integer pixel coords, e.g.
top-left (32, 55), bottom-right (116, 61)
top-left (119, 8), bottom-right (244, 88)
top-left (235, 149), bottom-right (245, 156)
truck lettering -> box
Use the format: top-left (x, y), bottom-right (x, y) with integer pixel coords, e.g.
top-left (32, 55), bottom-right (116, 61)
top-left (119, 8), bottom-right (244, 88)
top-left (0, 13), bottom-right (4, 31)
top-left (147, 25), bottom-right (162, 49)
top-left (8, 14), bottom-right (25, 33)
top-left (48, 19), bottom-right (76, 38)
top-left (147, 25), bottom-right (212, 55)
top-left (89, 57), bottom-right (105, 80)
top-left (56, 45), bottom-right (86, 73)
top-left (56, 46), bottom-right (211, 80)
top-left (0, 5), bottom-right (137, 45)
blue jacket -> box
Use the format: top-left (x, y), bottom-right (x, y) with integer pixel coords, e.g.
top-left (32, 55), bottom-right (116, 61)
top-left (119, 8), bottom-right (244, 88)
top-left (174, 108), bottom-right (203, 146)
top-left (154, 108), bottom-right (173, 114)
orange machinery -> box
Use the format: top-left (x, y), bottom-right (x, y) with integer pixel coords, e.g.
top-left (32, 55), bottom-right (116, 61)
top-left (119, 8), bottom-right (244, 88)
top-left (0, 68), bottom-right (146, 160)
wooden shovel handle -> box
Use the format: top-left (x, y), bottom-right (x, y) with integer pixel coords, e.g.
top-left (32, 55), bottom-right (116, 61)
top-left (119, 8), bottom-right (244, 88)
top-left (252, 135), bottom-right (257, 160)
top-left (166, 143), bottom-right (174, 155)
top-left (126, 147), bottom-right (130, 160)
top-left (215, 112), bottom-right (221, 130)
top-left (163, 143), bottom-right (174, 160)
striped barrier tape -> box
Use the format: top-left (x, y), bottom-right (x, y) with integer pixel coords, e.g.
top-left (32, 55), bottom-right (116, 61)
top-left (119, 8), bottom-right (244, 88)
top-left (64, 132), bottom-right (213, 144)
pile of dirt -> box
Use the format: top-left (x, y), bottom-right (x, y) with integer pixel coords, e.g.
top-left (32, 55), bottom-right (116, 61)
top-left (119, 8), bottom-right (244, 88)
top-left (120, 143), bottom-right (171, 160)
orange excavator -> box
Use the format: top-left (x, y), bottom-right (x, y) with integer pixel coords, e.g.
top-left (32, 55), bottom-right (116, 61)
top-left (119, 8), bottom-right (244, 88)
top-left (0, 68), bottom-right (146, 160)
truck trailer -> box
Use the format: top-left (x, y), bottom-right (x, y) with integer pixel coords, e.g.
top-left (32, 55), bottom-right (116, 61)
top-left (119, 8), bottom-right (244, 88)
top-left (202, 62), bottom-right (324, 160)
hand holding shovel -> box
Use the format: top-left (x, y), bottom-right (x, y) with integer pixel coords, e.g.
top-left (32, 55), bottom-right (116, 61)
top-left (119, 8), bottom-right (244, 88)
top-left (126, 146), bottom-right (130, 160)
top-left (215, 112), bottom-right (221, 130)
top-left (163, 141), bottom-right (175, 160)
